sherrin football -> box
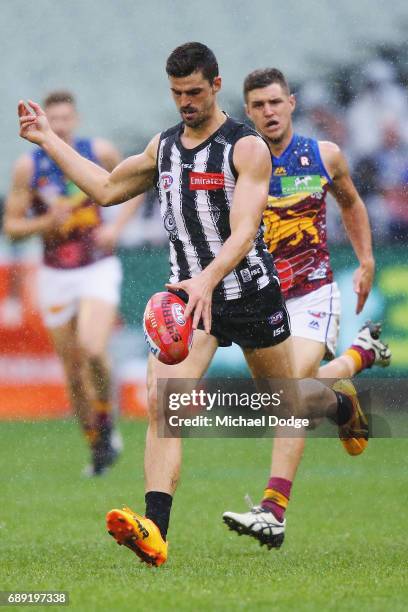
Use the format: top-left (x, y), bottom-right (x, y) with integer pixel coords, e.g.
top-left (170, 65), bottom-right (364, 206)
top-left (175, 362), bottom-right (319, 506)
top-left (143, 291), bottom-right (193, 365)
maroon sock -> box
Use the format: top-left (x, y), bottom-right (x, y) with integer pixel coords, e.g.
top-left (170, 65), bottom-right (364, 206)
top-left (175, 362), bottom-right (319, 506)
top-left (350, 345), bottom-right (375, 369)
top-left (261, 477), bottom-right (292, 522)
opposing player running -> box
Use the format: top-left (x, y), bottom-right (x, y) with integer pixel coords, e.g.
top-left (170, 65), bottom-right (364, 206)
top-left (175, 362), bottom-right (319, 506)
top-left (222, 68), bottom-right (391, 544)
top-left (5, 90), bottom-right (142, 476)
top-left (17, 44), bottom-right (369, 566)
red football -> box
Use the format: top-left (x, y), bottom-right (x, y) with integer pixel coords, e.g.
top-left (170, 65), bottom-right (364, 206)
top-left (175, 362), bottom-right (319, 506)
top-left (143, 292), bottom-right (193, 365)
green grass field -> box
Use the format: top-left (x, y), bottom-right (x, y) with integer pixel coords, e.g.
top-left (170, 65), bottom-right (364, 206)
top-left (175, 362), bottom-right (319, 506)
top-left (1, 420), bottom-right (407, 611)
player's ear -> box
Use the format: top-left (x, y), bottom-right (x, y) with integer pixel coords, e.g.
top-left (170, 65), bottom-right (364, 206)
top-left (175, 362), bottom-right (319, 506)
top-left (212, 76), bottom-right (222, 93)
top-left (289, 94), bottom-right (296, 113)
top-left (244, 103), bottom-right (251, 119)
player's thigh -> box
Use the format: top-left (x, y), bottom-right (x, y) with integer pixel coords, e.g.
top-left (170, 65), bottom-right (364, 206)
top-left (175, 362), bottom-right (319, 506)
top-left (37, 265), bottom-right (78, 329)
top-left (147, 330), bottom-right (218, 413)
top-left (77, 256), bottom-right (122, 356)
top-left (243, 337), bottom-right (304, 417)
top-left (243, 336), bottom-right (297, 378)
top-left (77, 297), bottom-right (117, 357)
top-left (291, 336), bottom-right (326, 377)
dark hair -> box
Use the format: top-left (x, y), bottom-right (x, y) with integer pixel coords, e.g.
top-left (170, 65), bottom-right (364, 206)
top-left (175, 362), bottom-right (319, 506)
top-left (43, 90), bottom-right (76, 108)
top-left (166, 42), bottom-right (219, 83)
top-left (243, 68), bottom-right (290, 100)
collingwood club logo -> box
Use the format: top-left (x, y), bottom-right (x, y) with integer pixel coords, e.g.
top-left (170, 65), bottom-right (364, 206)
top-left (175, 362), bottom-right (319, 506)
top-left (160, 172), bottom-right (174, 192)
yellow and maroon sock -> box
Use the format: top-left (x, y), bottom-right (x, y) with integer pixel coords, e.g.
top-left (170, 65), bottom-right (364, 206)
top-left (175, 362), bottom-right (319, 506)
top-left (261, 477), bottom-right (292, 522)
top-left (344, 346), bottom-right (375, 373)
top-left (93, 400), bottom-right (113, 435)
top-left (84, 425), bottom-right (99, 449)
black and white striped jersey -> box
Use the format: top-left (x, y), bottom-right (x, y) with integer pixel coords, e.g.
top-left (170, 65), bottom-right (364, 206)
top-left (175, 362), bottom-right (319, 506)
top-left (156, 116), bottom-right (277, 301)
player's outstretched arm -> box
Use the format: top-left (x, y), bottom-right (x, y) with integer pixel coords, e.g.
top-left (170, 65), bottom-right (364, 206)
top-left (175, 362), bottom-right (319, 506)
top-left (18, 100), bottom-right (158, 206)
top-left (167, 136), bottom-right (271, 332)
top-left (322, 141), bottom-right (375, 314)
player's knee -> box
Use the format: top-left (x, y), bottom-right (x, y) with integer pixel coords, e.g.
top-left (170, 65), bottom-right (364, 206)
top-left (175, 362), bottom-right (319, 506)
top-left (79, 335), bottom-right (106, 362)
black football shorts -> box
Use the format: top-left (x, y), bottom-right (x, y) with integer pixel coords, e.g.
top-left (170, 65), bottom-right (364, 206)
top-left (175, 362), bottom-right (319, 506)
top-left (172, 279), bottom-right (291, 349)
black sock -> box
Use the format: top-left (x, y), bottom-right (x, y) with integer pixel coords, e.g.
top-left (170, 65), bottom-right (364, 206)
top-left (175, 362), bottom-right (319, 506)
top-left (145, 491), bottom-right (173, 540)
top-left (330, 391), bottom-right (353, 426)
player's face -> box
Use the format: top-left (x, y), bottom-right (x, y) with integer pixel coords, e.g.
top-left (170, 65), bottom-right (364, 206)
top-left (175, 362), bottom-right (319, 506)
top-left (245, 83), bottom-right (295, 144)
top-left (169, 71), bottom-right (221, 128)
top-left (45, 102), bottom-right (79, 141)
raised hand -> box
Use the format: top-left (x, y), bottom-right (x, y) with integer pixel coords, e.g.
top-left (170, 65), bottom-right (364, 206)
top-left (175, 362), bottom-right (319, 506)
top-left (18, 100), bottom-right (52, 145)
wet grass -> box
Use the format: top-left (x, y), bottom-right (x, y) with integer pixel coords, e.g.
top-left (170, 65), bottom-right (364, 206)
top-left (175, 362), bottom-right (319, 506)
top-left (1, 421), bottom-right (407, 611)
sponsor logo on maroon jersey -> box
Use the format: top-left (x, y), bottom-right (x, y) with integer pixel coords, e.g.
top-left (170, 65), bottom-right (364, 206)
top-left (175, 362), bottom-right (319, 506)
top-left (189, 172), bottom-right (225, 190)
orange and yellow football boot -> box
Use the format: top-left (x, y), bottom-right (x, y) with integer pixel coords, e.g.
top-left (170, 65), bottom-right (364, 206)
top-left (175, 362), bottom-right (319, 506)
top-left (332, 379), bottom-right (368, 456)
top-left (106, 507), bottom-right (168, 567)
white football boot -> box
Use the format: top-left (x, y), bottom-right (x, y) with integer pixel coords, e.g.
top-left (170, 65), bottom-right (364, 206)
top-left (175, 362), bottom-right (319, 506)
top-left (223, 499), bottom-right (285, 550)
top-left (352, 321), bottom-right (391, 368)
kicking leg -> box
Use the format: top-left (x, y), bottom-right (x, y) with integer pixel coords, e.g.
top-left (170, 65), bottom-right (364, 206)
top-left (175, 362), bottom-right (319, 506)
top-left (106, 330), bottom-right (218, 566)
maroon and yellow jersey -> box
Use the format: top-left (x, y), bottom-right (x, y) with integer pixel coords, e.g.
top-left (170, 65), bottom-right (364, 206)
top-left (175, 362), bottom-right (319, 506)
top-left (30, 138), bottom-right (111, 269)
top-left (264, 134), bottom-right (333, 299)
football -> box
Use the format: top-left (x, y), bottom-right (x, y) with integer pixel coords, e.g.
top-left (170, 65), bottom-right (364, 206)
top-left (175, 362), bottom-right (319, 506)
top-left (143, 291), bottom-right (193, 365)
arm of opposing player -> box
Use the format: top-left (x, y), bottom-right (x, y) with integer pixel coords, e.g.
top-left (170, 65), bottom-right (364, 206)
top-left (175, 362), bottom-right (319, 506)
top-left (324, 142), bottom-right (375, 313)
top-left (3, 156), bottom-right (56, 239)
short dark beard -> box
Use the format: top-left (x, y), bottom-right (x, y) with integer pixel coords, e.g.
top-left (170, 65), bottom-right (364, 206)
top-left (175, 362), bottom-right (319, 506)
top-left (182, 114), bottom-right (207, 129)
top-left (268, 134), bottom-right (285, 145)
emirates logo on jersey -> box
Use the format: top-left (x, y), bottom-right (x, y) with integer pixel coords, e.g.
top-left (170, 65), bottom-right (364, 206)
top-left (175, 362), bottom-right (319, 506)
top-left (189, 172), bottom-right (225, 190)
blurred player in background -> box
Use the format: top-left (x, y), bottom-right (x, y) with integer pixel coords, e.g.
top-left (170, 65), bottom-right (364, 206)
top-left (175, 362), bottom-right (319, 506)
top-left (4, 90), bottom-right (142, 476)
top-left (221, 69), bottom-right (392, 538)
top-left (17, 44), bottom-right (372, 567)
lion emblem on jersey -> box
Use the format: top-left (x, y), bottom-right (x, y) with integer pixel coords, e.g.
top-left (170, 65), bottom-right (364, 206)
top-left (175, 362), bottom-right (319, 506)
top-left (263, 209), bottom-right (320, 253)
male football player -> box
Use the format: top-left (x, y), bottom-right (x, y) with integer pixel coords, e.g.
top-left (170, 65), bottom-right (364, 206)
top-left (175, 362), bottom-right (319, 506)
top-left (17, 44), bottom-right (369, 566)
top-left (221, 69), bottom-right (391, 541)
top-left (5, 90), bottom-right (142, 475)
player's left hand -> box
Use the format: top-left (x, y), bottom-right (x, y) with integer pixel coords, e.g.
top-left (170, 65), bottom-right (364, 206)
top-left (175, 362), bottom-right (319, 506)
top-left (93, 224), bottom-right (120, 250)
top-left (165, 274), bottom-right (215, 333)
top-left (353, 260), bottom-right (375, 314)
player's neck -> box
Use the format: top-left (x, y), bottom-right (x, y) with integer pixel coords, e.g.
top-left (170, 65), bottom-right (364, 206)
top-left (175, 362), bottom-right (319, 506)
top-left (181, 107), bottom-right (226, 147)
top-left (267, 127), bottom-right (294, 158)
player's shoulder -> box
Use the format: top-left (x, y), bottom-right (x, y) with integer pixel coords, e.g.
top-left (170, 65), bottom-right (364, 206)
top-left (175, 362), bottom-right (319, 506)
top-left (159, 122), bottom-right (183, 142)
top-left (232, 131), bottom-right (271, 175)
top-left (318, 140), bottom-right (342, 161)
top-left (12, 154), bottom-right (34, 181)
top-left (92, 137), bottom-right (118, 157)
top-left (223, 116), bottom-right (261, 143)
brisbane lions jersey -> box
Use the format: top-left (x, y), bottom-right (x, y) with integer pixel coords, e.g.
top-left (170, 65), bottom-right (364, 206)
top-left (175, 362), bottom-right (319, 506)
top-left (30, 138), bottom-right (111, 269)
top-left (156, 116), bottom-right (278, 301)
top-left (264, 133), bottom-right (334, 299)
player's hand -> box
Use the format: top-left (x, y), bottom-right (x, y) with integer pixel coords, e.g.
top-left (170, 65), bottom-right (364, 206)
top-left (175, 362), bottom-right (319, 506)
top-left (18, 100), bottom-right (52, 146)
top-left (93, 223), bottom-right (120, 250)
top-left (353, 259), bottom-right (375, 314)
top-left (165, 274), bottom-right (215, 333)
